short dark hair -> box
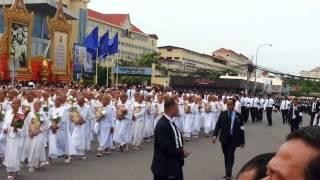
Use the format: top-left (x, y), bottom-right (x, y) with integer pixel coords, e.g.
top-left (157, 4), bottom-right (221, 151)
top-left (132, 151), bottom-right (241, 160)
top-left (227, 98), bottom-right (236, 104)
top-left (286, 126), bottom-right (320, 150)
top-left (164, 97), bottom-right (177, 110)
top-left (305, 155), bottom-right (320, 180)
top-left (237, 152), bottom-right (276, 180)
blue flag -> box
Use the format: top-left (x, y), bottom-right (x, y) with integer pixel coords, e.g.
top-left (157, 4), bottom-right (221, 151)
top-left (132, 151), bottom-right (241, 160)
top-left (84, 26), bottom-right (99, 59)
top-left (109, 32), bottom-right (119, 55)
top-left (98, 31), bottom-right (109, 59)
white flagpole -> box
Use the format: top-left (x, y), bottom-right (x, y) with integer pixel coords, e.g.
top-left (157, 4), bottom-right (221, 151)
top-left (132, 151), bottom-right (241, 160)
top-left (106, 58), bottom-right (109, 87)
top-left (116, 57), bottom-right (118, 89)
top-left (95, 48), bottom-right (98, 84)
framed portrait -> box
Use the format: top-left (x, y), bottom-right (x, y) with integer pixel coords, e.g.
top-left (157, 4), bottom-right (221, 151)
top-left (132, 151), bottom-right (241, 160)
top-left (53, 31), bottom-right (68, 72)
top-left (10, 22), bottom-right (28, 69)
top-left (47, 0), bottom-right (72, 78)
top-left (3, 1), bottom-right (34, 73)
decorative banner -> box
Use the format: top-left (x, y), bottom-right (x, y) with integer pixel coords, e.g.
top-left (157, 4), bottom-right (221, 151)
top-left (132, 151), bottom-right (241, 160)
top-left (0, 53), bottom-right (9, 80)
top-left (10, 23), bottom-right (28, 68)
top-left (54, 31), bottom-right (68, 72)
top-left (112, 66), bottom-right (152, 75)
top-left (73, 44), bottom-right (93, 80)
top-left (31, 60), bottom-right (42, 80)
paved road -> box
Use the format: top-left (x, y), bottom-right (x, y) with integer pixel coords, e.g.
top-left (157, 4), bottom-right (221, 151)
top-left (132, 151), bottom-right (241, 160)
top-left (0, 112), bottom-right (311, 180)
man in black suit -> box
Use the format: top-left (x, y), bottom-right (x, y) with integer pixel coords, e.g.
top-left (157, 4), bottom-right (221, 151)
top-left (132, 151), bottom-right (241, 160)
top-left (288, 98), bottom-right (303, 133)
top-left (151, 97), bottom-right (190, 180)
top-left (212, 98), bottom-right (245, 180)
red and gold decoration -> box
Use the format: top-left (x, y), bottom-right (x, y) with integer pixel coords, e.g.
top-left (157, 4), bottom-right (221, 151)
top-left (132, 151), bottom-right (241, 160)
top-left (47, 0), bottom-right (72, 82)
top-left (0, 0), bottom-right (73, 82)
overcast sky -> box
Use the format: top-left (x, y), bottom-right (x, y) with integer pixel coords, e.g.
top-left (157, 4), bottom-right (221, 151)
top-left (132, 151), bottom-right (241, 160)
top-left (88, 0), bottom-right (320, 75)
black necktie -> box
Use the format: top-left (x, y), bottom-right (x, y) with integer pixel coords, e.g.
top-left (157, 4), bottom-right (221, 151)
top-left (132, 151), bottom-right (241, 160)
top-left (171, 121), bottom-right (182, 148)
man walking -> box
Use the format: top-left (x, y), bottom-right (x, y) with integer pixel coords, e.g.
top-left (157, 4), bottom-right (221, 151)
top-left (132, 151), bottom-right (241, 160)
top-left (280, 96), bottom-right (290, 124)
top-left (288, 98), bottom-right (303, 133)
top-left (212, 98), bottom-right (245, 180)
top-left (264, 94), bottom-right (274, 126)
top-left (151, 97), bottom-right (190, 180)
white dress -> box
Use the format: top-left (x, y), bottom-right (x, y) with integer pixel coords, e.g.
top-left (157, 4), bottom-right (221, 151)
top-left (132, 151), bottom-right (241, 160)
top-left (0, 100), bottom-right (9, 158)
top-left (192, 103), bottom-right (202, 135)
top-left (113, 100), bottom-right (133, 146)
top-left (48, 106), bottom-right (76, 158)
top-left (70, 105), bottom-right (91, 155)
top-left (132, 102), bottom-right (146, 147)
top-left (203, 101), bottom-right (215, 134)
top-left (174, 100), bottom-right (185, 132)
top-left (183, 103), bottom-right (196, 138)
top-left (25, 111), bottom-right (48, 167)
top-left (3, 110), bottom-right (27, 172)
top-left (143, 102), bottom-right (154, 138)
top-left (96, 105), bottom-right (115, 151)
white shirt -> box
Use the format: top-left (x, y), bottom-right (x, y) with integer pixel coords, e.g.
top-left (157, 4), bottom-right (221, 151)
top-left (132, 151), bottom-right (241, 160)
top-left (235, 100), bottom-right (241, 113)
top-left (164, 113), bottom-right (183, 149)
top-left (280, 100), bottom-right (290, 110)
top-left (264, 98), bottom-right (274, 109)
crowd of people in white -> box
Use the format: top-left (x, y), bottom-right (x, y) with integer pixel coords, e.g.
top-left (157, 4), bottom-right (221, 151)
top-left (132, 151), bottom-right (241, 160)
top-left (0, 85), bottom-right (280, 180)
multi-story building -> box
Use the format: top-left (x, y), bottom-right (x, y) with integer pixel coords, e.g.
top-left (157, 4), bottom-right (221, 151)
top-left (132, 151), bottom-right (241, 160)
top-left (0, 0), bottom-right (88, 57)
top-left (87, 9), bottom-right (158, 62)
top-left (300, 67), bottom-right (320, 79)
top-left (158, 45), bottom-right (228, 72)
top-left (213, 48), bottom-right (250, 75)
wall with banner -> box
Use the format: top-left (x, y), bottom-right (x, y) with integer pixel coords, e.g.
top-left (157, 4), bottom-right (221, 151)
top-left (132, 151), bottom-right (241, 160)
top-left (73, 44), bottom-right (94, 81)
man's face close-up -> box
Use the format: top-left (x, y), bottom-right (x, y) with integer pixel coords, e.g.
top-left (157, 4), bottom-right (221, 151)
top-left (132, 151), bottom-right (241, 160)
top-left (265, 139), bottom-right (319, 180)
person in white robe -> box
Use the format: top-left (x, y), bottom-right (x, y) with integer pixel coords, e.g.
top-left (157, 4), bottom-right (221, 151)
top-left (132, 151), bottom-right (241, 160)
top-left (0, 89), bottom-right (9, 163)
top-left (2, 98), bottom-right (27, 180)
top-left (154, 95), bottom-right (164, 128)
top-left (113, 93), bottom-right (133, 152)
top-left (94, 95), bottom-right (115, 157)
top-left (132, 94), bottom-right (146, 149)
top-left (211, 96), bottom-right (219, 131)
top-left (85, 92), bottom-right (98, 143)
top-left (174, 96), bottom-right (185, 132)
top-left (25, 100), bottom-right (48, 172)
top-left (48, 95), bottom-right (76, 164)
top-left (143, 95), bottom-right (154, 142)
top-left (183, 96), bottom-right (196, 140)
top-left (70, 96), bottom-right (90, 160)
top-left (192, 96), bottom-right (202, 138)
top-left (203, 96), bottom-right (215, 137)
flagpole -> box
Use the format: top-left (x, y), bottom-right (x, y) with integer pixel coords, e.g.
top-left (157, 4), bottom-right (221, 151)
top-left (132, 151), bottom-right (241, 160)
top-left (106, 58), bottom-right (109, 88)
top-left (116, 57), bottom-right (118, 89)
top-left (95, 48), bottom-right (98, 84)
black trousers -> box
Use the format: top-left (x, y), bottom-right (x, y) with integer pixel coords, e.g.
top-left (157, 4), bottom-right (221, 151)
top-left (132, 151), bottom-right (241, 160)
top-left (310, 112), bottom-right (316, 126)
top-left (266, 107), bottom-right (273, 126)
top-left (281, 110), bottom-right (288, 124)
top-left (257, 108), bottom-right (263, 122)
top-left (250, 107), bottom-right (257, 123)
top-left (290, 118), bottom-right (300, 133)
top-left (221, 137), bottom-right (236, 177)
top-left (243, 108), bottom-right (249, 123)
top-left (241, 107), bottom-right (246, 122)
top-left (154, 173), bottom-right (183, 180)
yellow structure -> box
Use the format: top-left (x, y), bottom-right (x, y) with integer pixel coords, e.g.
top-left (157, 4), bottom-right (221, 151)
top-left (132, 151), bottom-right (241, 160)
top-left (213, 48), bottom-right (250, 75)
top-left (158, 45), bottom-right (228, 72)
top-left (300, 67), bottom-right (320, 79)
top-left (0, 0), bottom-right (74, 82)
top-left (87, 9), bottom-right (158, 62)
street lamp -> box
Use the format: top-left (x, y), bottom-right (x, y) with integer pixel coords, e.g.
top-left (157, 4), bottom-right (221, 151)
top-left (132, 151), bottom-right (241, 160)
top-left (254, 43), bottom-right (273, 90)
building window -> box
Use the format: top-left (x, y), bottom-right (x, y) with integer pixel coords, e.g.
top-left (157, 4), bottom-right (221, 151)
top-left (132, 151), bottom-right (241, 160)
top-left (42, 18), bottom-right (49, 39)
top-left (33, 15), bottom-right (42, 38)
top-left (0, 9), bottom-right (4, 33)
top-left (167, 48), bottom-right (172, 52)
